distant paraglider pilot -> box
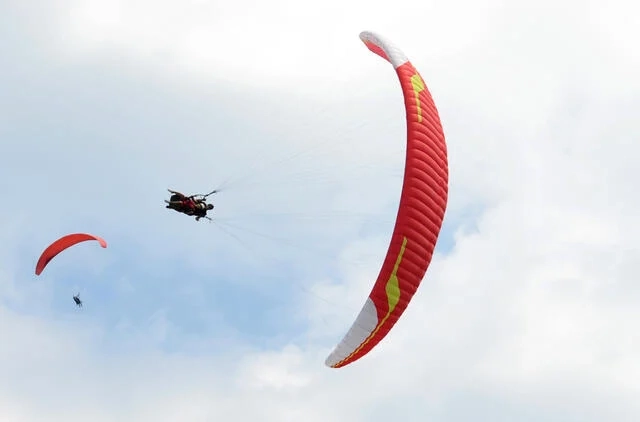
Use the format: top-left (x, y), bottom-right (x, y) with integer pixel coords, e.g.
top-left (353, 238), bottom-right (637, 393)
top-left (165, 189), bottom-right (215, 221)
top-left (73, 294), bottom-right (82, 308)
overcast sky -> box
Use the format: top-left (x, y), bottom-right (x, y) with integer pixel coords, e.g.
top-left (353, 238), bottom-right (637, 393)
top-left (1, 0), bottom-right (639, 421)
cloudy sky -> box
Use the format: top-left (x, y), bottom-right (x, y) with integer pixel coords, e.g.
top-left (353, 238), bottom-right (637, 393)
top-left (1, 0), bottom-right (639, 420)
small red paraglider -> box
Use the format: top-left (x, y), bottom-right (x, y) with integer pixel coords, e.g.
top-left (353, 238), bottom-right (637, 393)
top-left (35, 233), bottom-right (107, 276)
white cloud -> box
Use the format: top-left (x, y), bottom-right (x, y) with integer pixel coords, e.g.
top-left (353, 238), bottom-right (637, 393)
top-left (54, 0), bottom-right (500, 94)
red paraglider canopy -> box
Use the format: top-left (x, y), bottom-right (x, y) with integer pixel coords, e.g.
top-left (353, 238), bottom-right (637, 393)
top-left (324, 31), bottom-right (449, 368)
top-left (35, 233), bottom-right (108, 275)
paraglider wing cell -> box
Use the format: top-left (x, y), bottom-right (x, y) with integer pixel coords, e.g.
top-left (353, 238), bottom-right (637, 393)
top-left (324, 31), bottom-right (449, 368)
top-left (35, 233), bottom-right (108, 275)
